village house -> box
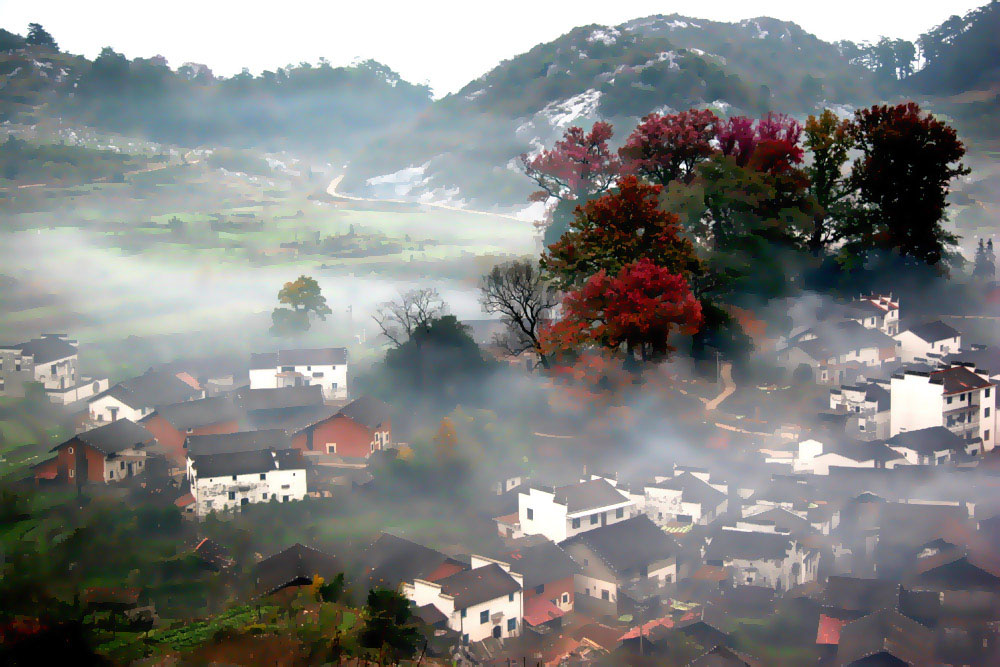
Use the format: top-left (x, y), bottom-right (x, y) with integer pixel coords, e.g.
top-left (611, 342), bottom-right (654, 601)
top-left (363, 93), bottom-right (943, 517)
top-left (777, 320), bottom-right (897, 385)
top-left (844, 294), bottom-right (900, 336)
top-left (89, 370), bottom-right (203, 423)
top-left (894, 320), bottom-right (962, 364)
top-left (402, 555), bottom-right (524, 644)
top-left (890, 364), bottom-right (995, 452)
top-left (362, 532), bottom-right (466, 591)
top-left (302, 395), bottom-right (392, 457)
top-left (34, 419), bottom-right (154, 485)
top-left (253, 543), bottom-right (343, 597)
top-left (140, 396), bottom-right (244, 466)
top-left (503, 540), bottom-right (580, 630)
top-left (249, 348), bottom-right (348, 400)
top-left (829, 381), bottom-right (891, 440)
top-left (187, 447), bottom-right (306, 517)
top-left (639, 471), bottom-right (729, 526)
top-left (184, 429), bottom-right (292, 478)
top-left (562, 515), bottom-right (680, 617)
top-left (0, 334), bottom-right (109, 404)
top-left (834, 608), bottom-right (934, 667)
top-left (886, 426), bottom-right (968, 465)
top-left (518, 476), bottom-right (635, 543)
top-left (704, 525), bottom-right (819, 592)
top-left (782, 438), bottom-right (907, 475)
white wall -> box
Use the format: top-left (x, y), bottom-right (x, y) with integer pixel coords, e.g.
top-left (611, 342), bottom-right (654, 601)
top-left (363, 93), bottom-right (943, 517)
top-left (894, 331), bottom-right (961, 363)
top-left (251, 363), bottom-right (348, 400)
top-left (192, 466), bottom-right (306, 517)
top-left (89, 395), bottom-right (149, 423)
top-left (890, 373), bottom-right (944, 436)
top-left (249, 367), bottom-right (279, 390)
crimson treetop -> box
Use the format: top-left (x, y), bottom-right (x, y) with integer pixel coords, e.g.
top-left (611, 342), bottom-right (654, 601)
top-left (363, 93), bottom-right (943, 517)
top-left (520, 122), bottom-right (621, 202)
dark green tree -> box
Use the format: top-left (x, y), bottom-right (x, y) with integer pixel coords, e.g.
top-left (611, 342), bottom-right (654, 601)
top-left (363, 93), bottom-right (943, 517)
top-left (803, 109), bottom-right (855, 254)
top-left (270, 275), bottom-right (332, 336)
top-left (359, 588), bottom-right (421, 664)
top-left (25, 23), bottom-right (57, 50)
top-left (973, 238), bottom-right (996, 280)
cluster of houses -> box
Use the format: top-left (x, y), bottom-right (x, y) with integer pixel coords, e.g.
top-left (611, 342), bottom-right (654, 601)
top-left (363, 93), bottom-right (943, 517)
top-left (32, 347), bottom-right (392, 518)
top-left (0, 334), bottom-right (109, 404)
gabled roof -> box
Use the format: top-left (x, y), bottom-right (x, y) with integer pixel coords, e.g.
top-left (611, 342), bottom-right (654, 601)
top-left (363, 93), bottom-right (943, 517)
top-left (930, 365), bottom-right (993, 395)
top-left (790, 320), bottom-right (897, 360)
top-left (822, 576), bottom-right (900, 614)
top-left (435, 563), bottom-right (521, 611)
top-left (248, 404), bottom-right (340, 434)
top-left (337, 395), bottom-right (391, 431)
top-left (100, 371), bottom-right (201, 410)
top-left (705, 528), bottom-right (793, 563)
top-left (834, 608), bottom-right (934, 667)
top-left (743, 507), bottom-right (813, 534)
top-left (147, 396), bottom-right (244, 431)
top-left (59, 419), bottom-right (153, 456)
top-left (649, 472), bottom-right (727, 508)
top-left (186, 429), bottom-right (291, 457)
top-left (254, 543), bottom-right (342, 595)
top-left (906, 320), bottom-right (959, 344)
top-left (832, 441), bottom-right (905, 464)
top-left (553, 478), bottom-right (631, 514)
top-left (364, 533), bottom-right (457, 590)
top-left (7, 335), bottom-right (78, 364)
top-left (504, 540), bottom-right (580, 589)
top-left (190, 447), bottom-right (303, 478)
top-left (564, 515), bottom-right (679, 574)
top-left (237, 385), bottom-right (324, 411)
top-left (886, 426), bottom-right (965, 455)
top-left (252, 348), bottom-right (348, 368)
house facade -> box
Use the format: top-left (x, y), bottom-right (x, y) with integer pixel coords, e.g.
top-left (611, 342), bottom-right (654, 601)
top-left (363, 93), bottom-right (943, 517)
top-left (33, 419), bottom-right (154, 485)
top-left (295, 395), bottom-right (392, 457)
top-left (704, 525), bottom-right (820, 592)
top-left (89, 371), bottom-right (203, 424)
top-left (893, 321), bottom-right (961, 364)
top-left (188, 448), bottom-right (306, 517)
top-left (249, 348), bottom-right (348, 400)
top-left (639, 472), bottom-right (729, 526)
top-left (518, 477), bottom-right (635, 543)
top-left (829, 381), bottom-right (891, 441)
top-left (777, 320), bottom-right (897, 385)
top-left (0, 334), bottom-right (109, 404)
top-left (140, 396), bottom-right (244, 465)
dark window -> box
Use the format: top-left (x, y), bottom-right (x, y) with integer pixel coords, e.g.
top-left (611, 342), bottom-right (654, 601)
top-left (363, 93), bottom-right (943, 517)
top-left (572, 518), bottom-right (580, 529)
top-left (509, 592), bottom-right (514, 601)
top-left (987, 388), bottom-right (992, 398)
top-left (507, 618), bottom-right (516, 632)
top-left (526, 508), bottom-right (533, 520)
top-left (616, 507), bottom-right (624, 519)
top-left (986, 407), bottom-right (992, 418)
top-left (562, 593), bottom-right (569, 603)
top-left (461, 609), bottom-right (466, 618)
top-left (947, 396), bottom-right (953, 404)
top-left (480, 610), bottom-right (489, 624)
top-left (535, 584), bottom-right (544, 594)
top-left (282, 495), bottom-right (289, 502)
top-left (260, 473), bottom-right (266, 480)
top-left (601, 590), bottom-right (610, 601)
top-left (232, 475), bottom-right (237, 480)
top-left (462, 634), bottom-right (468, 644)
top-left (228, 491), bottom-right (235, 500)
top-left (590, 514), bottom-right (598, 525)
top-left (986, 430), bottom-right (991, 441)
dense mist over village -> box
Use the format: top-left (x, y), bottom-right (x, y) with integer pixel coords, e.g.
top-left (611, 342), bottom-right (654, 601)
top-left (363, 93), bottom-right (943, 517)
top-left (1, 3), bottom-right (1000, 666)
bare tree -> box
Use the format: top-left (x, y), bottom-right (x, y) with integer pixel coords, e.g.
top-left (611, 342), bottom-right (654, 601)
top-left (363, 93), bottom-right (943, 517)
top-left (373, 288), bottom-right (446, 347)
top-left (479, 259), bottom-right (559, 369)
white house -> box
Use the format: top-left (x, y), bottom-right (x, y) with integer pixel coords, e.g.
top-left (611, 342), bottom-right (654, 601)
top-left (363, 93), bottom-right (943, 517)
top-left (518, 477), bottom-right (635, 543)
top-left (249, 348), bottom-right (348, 400)
top-left (785, 438), bottom-right (907, 475)
top-left (777, 320), bottom-right (897, 385)
top-left (0, 334), bottom-right (109, 404)
top-left (640, 471), bottom-right (729, 526)
top-left (890, 364), bottom-right (996, 452)
top-left (893, 321), bottom-right (961, 364)
top-left (886, 426), bottom-right (968, 465)
top-left (844, 295), bottom-right (900, 336)
top-left (402, 555), bottom-right (523, 644)
top-left (89, 370), bottom-right (202, 423)
top-left (704, 525), bottom-right (819, 592)
top-left (188, 448), bottom-right (306, 517)
top-left (829, 381), bottom-right (891, 440)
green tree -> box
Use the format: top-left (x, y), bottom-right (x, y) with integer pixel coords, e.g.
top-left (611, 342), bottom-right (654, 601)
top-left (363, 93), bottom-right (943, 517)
top-left (270, 275), bottom-right (332, 335)
top-left (803, 110), bottom-right (855, 254)
top-left (359, 588), bottom-right (421, 664)
top-left (25, 23), bottom-right (57, 50)
top-left (972, 239), bottom-right (996, 280)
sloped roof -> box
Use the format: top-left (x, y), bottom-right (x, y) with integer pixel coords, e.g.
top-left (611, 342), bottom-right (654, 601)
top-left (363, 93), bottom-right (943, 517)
top-left (363, 533), bottom-right (455, 590)
top-left (650, 472), bottom-right (727, 508)
top-left (186, 429), bottom-right (291, 457)
top-left (930, 365), bottom-right (993, 395)
top-left (791, 320), bottom-right (897, 360)
top-left (822, 576), bottom-right (900, 614)
top-left (565, 515), bottom-right (679, 574)
top-left (252, 348), bottom-right (348, 369)
top-left (254, 543), bottom-right (342, 595)
top-left (504, 540), bottom-right (580, 589)
top-left (834, 608), bottom-right (934, 667)
top-left (9, 335), bottom-right (78, 364)
top-left (60, 419), bottom-right (153, 456)
top-left (248, 404), bottom-right (340, 434)
top-left (190, 447), bottom-right (303, 478)
top-left (436, 563), bottom-right (521, 611)
top-left (887, 426), bottom-right (965, 455)
top-left (337, 395), bottom-right (391, 430)
top-left (237, 385), bottom-right (324, 411)
top-left (906, 320), bottom-right (959, 343)
top-left (705, 529), bottom-right (792, 563)
top-left (554, 478), bottom-right (630, 514)
top-left (101, 371), bottom-right (201, 410)
top-left (149, 396), bottom-right (244, 430)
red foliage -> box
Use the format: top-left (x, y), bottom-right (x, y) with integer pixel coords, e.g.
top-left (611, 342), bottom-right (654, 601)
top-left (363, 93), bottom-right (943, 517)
top-left (716, 113), bottom-right (803, 174)
top-left (543, 258), bottom-right (702, 360)
top-left (620, 109), bottom-right (718, 186)
top-left (520, 122), bottom-right (621, 201)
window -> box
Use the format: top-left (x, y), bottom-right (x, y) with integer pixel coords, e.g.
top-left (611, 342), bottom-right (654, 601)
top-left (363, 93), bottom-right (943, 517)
top-left (232, 475), bottom-right (237, 481)
top-left (986, 430), bottom-right (991, 441)
top-left (260, 473), bottom-right (266, 480)
top-left (562, 593), bottom-right (569, 604)
top-left (987, 388), bottom-right (992, 398)
top-left (462, 634), bottom-right (468, 644)
top-left (535, 584), bottom-right (544, 594)
top-left (120, 461), bottom-right (125, 469)
top-left (601, 590), bottom-right (610, 601)
top-left (480, 610), bottom-right (489, 624)
top-left (616, 507), bottom-right (624, 519)
top-left (507, 618), bottom-right (516, 632)
top-left (986, 407), bottom-right (992, 418)
top-left (947, 396), bottom-right (953, 404)
top-left (590, 514), bottom-right (598, 525)
top-left (509, 592), bottom-right (515, 601)
top-left (282, 495), bottom-right (289, 502)
top-left (327, 443), bottom-right (337, 454)
top-left (109, 470), bottom-right (114, 478)
top-left (572, 518), bottom-right (580, 529)
top-left (461, 609), bottom-right (466, 618)
top-left (228, 491), bottom-right (235, 500)
top-left (67, 447), bottom-right (73, 455)
top-left (526, 508), bottom-right (533, 520)
top-left (69, 468), bottom-right (75, 478)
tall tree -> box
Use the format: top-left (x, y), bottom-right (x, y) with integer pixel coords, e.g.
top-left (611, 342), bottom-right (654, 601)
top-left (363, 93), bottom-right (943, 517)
top-left (803, 109), bottom-right (855, 254)
top-left (520, 122), bottom-right (620, 202)
top-left (972, 238), bottom-right (996, 280)
top-left (373, 288), bottom-right (446, 347)
top-left (543, 175), bottom-right (701, 290)
top-left (619, 109), bottom-right (718, 187)
top-left (25, 23), bottom-right (57, 50)
top-left (479, 259), bottom-right (558, 368)
top-left (843, 103), bottom-right (969, 268)
top-left (270, 275), bottom-right (332, 335)
top-left (359, 588), bottom-right (421, 664)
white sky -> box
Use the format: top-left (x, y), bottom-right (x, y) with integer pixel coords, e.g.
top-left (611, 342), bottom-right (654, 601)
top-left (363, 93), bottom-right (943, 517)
top-left (0, 1), bottom-right (984, 96)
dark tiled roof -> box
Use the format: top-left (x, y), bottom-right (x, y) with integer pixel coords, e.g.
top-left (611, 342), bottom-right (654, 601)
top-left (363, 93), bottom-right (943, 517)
top-left (148, 396), bottom-right (244, 430)
top-left (186, 429), bottom-right (291, 457)
top-left (337, 395), bottom-right (391, 431)
top-left (364, 533), bottom-right (455, 590)
top-left (743, 507), bottom-right (812, 534)
top-left (268, 348), bottom-right (348, 366)
top-left (554, 478), bottom-right (630, 513)
top-left (414, 604), bottom-right (448, 626)
top-left (930, 365), bottom-right (993, 395)
top-left (651, 473), bottom-right (727, 508)
top-left (565, 515), bottom-right (678, 574)
top-left (190, 447), bottom-right (302, 478)
top-left (887, 427), bottom-right (965, 455)
top-left (705, 529), bottom-right (792, 563)
top-left (237, 385), bottom-right (324, 411)
top-left (60, 419), bottom-right (152, 456)
top-left (248, 404), bottom-right (340, 434)
top-left (833, 441), bottom-right (904, 463)
top-left (907, 320), bottom-right (959, 343)
top-left (791, 320), bottom-right (897, 360)
top-left (254, 543), bottom-right (342, 595)
top-left (250, 352), bottom-right (279, 369)
top-left (504, 541), bottom-right (580, 589)
top-left (436, 563), bottom-right (521, 610)
top-left (102, 371), bottom-right (201, 410)
top-left (10, 335), bottom-right (78, 364)
top-left (822, 576), bottom-right (900, 614)
top-left (834, 608), bottom-right (933, 667)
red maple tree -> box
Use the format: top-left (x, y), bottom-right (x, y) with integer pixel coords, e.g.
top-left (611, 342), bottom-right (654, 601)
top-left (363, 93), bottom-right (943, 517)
top-left (619, 108), bottom-right (718, 186)
top-left (716, 112), bottom-right (804, 174)
top-left (520, 122), bottom-right (621, 202)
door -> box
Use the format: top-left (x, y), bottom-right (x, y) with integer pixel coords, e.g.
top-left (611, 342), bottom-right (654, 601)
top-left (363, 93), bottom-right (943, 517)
top-left (601, 511), bottom-right (606, 526)
top-left (492, 625), bottom-right (501, 639)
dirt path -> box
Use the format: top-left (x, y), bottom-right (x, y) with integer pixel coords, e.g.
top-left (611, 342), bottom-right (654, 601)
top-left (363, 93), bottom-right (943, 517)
top-left (704, 361), bottom-right (735, 411)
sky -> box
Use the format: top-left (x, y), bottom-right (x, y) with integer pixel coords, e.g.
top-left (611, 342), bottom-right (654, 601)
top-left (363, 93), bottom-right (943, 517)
top-left (0, 1), bottom-right (984, 96)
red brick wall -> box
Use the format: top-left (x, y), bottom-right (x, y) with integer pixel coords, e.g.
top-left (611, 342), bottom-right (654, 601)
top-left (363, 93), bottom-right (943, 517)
top-left (142, 416), bottom-right (240, 465)
top-left (524, 576), bottom-right (575, 609)
top-left (296, 415), bottom-right (389, 459)
top-left (36, 440), bottom-right (107, 484)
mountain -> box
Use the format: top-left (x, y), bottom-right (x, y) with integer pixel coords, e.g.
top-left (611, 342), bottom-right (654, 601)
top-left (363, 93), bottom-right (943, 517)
top-left (340, 14), bottom-right (880, 211)
top-left (0, 38), bottom-right (433, 157)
